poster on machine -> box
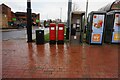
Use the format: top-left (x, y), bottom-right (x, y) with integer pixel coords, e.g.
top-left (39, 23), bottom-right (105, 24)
top-left (112, 13), bottom-right (120, 43)
top-left (92, 14), bottom-right (105, 32)
top-left (91, 33), bottom-right (103, 44)
top-left (91, 14), bottom-right (105, 44)
top-left (112, 32), bottom-right (120, 43)
top-left (113, 13), bottom-right (120, 32)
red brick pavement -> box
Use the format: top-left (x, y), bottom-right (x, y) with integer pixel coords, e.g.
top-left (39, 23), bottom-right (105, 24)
top-left (2, 40), bottom-right (118, 78)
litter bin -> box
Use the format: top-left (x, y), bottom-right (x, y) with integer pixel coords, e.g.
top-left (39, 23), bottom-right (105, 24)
top-left (104, 11), bottom-right (120, 44)
top-left (86, 11), bottom-right (106, 45)
top-left (36, 30), bottom-right (44, 44)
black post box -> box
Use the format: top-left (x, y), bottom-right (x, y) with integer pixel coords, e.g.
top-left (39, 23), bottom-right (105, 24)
top-left (36, 30), bottom-right (44, 44)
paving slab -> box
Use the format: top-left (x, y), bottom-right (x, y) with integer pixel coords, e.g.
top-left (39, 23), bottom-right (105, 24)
top-left (1, 40), bottom-right (118, 78)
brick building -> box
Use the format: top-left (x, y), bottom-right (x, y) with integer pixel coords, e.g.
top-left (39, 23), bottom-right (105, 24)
top-left (0, 3), bottom-right (40, 28)
top-left (14, 12), bottom-right (40, 27)
top-left (0, 3), bottom-right (11, 28)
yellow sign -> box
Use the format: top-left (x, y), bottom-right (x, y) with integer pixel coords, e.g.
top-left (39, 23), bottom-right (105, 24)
top-left (92, 34), bottom-right (101, 42)
top-left (114, 33), bottom-right (120, 41)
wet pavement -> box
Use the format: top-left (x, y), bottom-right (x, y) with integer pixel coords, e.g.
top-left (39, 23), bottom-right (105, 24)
top-left (2, 29), bottom-right (26, 40)
top-left (2, 27), bottom-right (49, 41)
top-left (2, 40), bottom-right (118, 78)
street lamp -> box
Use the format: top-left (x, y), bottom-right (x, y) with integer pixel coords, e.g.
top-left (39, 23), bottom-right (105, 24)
top-left (27, 0), bottom-right (32, 42)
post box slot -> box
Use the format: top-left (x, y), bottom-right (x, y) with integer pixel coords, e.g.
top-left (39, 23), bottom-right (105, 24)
top-left (59, 27), bottom-right (63, 30)
top-left (51, 27), bottom-right (54, 30)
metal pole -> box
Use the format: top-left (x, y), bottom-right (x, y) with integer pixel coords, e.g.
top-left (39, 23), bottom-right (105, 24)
top-left (27, 0), bottom-right (32, 42)
top-left (85, 0), bottom-right (88, 25)
top-left (66, 0), bottom-right (72, 40)
top-left (60, 8), bottom-right (62, 22)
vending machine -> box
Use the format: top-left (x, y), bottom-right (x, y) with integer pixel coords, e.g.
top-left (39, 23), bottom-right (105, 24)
top-left (86, 11), bottom-right (106, 45)
top-left (104, 11), bottom-right (120, 44)
top-left (70, 11), bottom-right (85, 44)
top-left (49, 23), bottom-right (56, 44)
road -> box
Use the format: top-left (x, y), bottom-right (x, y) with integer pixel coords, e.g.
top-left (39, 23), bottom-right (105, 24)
top-left (2, 27), bottom-right (49, 41)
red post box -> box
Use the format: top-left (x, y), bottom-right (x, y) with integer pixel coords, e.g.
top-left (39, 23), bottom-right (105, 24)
top-left (57, 23), bottom-right (64, 44)
top-left (49, 23), bottom-right (56, 44)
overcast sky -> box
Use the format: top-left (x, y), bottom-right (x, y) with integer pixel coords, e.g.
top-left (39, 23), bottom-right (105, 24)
top-left (0, 0), bottom-right (115, 21)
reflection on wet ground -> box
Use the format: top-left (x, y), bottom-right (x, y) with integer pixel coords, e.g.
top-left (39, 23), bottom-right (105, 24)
top-left (2, 40), bottom-right (118, 78)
